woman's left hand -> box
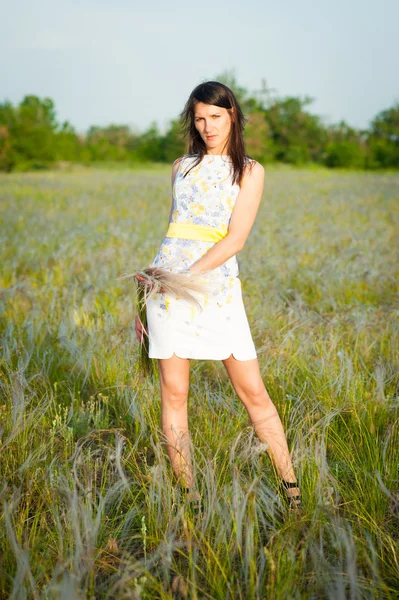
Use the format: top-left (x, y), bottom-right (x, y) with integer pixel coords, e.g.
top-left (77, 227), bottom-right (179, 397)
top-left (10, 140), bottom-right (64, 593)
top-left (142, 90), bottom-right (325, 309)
top-left (133, 273), bottom-right (165, 294)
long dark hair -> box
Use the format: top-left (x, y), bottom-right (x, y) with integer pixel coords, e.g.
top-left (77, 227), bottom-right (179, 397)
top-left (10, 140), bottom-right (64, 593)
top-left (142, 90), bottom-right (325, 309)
top-left (179, 81), bottom-right (254, 186)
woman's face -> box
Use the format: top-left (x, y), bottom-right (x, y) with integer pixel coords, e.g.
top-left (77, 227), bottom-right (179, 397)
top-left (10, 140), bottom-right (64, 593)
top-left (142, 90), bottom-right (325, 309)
top-left (193, 102), bottom-right (233, 155)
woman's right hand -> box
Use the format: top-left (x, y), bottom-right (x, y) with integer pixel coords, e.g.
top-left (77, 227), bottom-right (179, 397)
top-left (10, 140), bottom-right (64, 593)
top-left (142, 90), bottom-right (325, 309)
top-left (135, 315), bottom-right (148, 343)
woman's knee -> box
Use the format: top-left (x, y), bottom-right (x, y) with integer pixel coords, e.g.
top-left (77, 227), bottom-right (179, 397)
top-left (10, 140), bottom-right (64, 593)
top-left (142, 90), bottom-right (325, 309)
top-left (235, 380), bottom-right (270, 408)
top-left (160, 377), bottom-right (189, 406)
top-left (158, 357), bottom-right (190, 403)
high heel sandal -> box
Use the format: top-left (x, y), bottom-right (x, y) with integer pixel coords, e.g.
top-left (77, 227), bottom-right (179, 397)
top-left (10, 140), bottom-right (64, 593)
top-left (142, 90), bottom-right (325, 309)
top-left (281, 480), bottom-right (302, 512)
top-left (181, 487), bottom-right (203, 516)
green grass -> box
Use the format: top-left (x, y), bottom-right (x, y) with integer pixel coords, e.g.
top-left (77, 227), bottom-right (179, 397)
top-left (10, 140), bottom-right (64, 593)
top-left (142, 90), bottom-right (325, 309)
top-left (0, 166), bottom-right (398, 599)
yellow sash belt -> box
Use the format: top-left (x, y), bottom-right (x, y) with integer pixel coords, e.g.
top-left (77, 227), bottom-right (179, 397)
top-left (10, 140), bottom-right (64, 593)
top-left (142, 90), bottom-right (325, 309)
top-left (166, 222), bottom-right (228, 243)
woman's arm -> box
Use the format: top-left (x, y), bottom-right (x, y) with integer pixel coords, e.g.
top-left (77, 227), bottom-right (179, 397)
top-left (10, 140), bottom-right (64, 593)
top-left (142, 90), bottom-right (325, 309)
top-left (189, 161), bottom-right (265, 274)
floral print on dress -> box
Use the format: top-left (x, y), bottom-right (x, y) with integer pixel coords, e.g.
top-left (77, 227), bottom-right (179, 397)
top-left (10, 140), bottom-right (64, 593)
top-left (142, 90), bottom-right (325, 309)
top-left (151, 154), bottom-right (244, 279)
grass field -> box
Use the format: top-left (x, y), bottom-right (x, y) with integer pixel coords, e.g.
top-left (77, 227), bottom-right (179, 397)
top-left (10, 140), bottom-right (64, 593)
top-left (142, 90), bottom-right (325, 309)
top-left (0, 166), bottom-right (398, 599)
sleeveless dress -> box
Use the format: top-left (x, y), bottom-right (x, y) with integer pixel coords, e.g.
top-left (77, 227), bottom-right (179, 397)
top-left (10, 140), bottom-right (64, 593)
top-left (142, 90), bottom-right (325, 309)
top-left (146, 153), bottom-right (258, 360)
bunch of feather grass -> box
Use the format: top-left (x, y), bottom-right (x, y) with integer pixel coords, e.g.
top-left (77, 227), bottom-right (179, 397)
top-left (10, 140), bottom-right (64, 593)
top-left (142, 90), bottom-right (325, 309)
top-left (117, 265), bottom-right (219, 377)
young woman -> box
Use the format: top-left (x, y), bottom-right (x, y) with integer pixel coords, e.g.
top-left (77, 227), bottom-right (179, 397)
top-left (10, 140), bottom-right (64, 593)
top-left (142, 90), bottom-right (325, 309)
top-left (135, 81), bottom-right (302, 512)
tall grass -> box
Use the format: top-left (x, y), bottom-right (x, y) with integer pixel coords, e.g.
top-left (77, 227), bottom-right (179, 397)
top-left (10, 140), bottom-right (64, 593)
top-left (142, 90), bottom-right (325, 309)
top-left (0, 166), bottom-right (398, 598)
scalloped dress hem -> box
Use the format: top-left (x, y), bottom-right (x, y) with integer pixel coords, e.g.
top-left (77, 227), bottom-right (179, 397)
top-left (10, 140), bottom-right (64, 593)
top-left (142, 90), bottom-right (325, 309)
top-left (148, 349), bottom-right (258, 361)
top-left (146, 276), bottom-right (257, 362)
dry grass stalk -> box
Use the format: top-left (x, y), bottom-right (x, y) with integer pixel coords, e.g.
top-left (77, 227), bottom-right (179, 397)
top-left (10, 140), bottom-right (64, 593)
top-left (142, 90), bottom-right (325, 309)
top-left (117, 265), bottom-right (219, 308)
top-left (117, 265), bottom-right (220, 377)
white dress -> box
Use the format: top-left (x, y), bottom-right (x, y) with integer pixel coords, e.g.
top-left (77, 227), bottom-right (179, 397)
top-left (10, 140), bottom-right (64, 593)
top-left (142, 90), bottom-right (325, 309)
top-left (146, 153), bottom-right (258, 360)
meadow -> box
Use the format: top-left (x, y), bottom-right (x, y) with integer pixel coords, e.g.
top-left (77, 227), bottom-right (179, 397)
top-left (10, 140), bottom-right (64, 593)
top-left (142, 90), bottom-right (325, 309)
top-left (0, 164), bottom-right (398, 599)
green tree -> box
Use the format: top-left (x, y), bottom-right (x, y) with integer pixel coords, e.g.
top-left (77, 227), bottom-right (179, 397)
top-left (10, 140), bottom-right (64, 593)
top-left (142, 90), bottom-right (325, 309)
top-left (14, 96), bottom-right (58, 166)
top-left (54, 121), bottom-right (83, 162)
top-left (85, 125), bottom-right (131, 161)
top-left (2, 85), bottom-right (399, 172)
top-left (367, 103), bottom-right (399, 168)
top-left (162, 118), bottom-right (186, 163)
top-left (135, 122), bottom-right (164, 162)
top-left (324, 121), bottom-right (366, 168)
top-left (244, 111), bottom-right (275, 163)
top-left (0, 101), bottom-right (17, 171)
top-left (265, 96), bottom-right (327, 165)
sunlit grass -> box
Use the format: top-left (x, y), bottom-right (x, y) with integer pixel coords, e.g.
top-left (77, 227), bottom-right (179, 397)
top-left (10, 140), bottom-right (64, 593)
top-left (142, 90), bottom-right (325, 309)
top-left (0, 166), bottom-right (398, 598)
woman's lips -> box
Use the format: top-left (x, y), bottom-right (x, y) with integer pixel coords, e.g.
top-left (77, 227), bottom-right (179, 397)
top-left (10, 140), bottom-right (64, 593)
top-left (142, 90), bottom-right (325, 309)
top-left (207, 135), bottom-right (216, 139)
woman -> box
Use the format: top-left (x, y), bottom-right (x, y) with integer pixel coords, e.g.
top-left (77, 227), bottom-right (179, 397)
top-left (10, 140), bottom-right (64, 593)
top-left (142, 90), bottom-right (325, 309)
top-left (135, 81), bottom-right (302, 513)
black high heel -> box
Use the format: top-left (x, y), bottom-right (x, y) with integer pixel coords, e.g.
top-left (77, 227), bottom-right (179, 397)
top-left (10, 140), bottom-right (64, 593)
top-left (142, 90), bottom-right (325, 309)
top-left (181, 487), bottom-right (203, 515)
top-left (281, 480), bottom-right (302, 511)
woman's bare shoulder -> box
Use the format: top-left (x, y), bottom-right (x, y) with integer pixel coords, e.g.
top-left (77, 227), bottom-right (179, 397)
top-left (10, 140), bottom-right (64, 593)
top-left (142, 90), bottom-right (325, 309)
top-left (171, 156), bottom-right (183, 177)
top-left (172, 154), bottom-right (191, 170)
top-left (243, 158), bottom-right (265, 180)
top-left (173, 153), bottom-right (197, 164)
top-left (171, 155), bottom-right (190, 184)
top-left (172, 157), bottom-right (183, 168)
top-left (172, 154), bottom-right (197, 178)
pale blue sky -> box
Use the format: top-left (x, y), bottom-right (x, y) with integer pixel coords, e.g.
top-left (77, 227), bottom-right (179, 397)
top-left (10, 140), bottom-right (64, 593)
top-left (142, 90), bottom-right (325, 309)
top-left (2, 0), bottom-right (398, 135)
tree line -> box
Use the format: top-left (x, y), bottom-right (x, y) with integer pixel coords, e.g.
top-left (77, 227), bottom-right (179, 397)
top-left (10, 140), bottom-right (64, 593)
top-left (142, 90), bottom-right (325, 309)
top-left (0, 73), bottom-right (398, 172)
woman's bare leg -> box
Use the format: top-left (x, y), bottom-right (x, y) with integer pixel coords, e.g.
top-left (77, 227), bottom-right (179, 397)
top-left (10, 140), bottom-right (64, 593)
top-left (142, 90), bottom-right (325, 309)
top-left (157, 354), bottom-right (194, 488)
top-left (222, 354), bottom-right (300, 499)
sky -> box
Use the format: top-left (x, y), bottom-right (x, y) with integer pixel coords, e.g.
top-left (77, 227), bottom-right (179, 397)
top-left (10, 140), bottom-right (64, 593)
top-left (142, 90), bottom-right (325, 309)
top-left (1, 0), bottom-right (398, 135)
